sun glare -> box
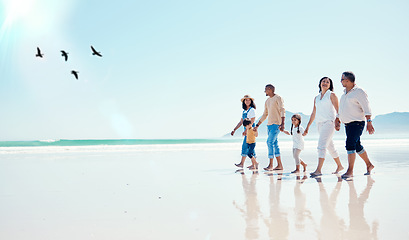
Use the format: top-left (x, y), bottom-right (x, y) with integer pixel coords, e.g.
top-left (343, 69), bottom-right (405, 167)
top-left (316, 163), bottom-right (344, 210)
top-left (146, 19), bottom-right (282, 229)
top-left (3, 0), bottom-right (35, 26)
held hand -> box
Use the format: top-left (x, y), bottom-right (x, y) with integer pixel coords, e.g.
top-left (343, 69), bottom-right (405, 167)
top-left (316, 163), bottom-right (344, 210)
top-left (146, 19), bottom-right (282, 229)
top-left (302, 128), bottom-right (308, 136)
top-left (253, 126), bottom-right (258, 132)
top-left (279, 123), bottom-right (285, 132)
top-left (367, 122), bottom-right (375, 134)
top-left (335, 118), bottom-right (341, 131)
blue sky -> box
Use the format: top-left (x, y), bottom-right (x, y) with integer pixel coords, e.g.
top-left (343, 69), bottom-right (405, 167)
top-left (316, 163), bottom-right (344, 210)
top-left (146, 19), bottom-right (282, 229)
top-left (1, 0), bottom-right (408, 140)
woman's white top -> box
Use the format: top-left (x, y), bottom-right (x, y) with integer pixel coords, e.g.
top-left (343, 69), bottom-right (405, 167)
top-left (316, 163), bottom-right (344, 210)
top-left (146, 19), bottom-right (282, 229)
top-left (292, 125), bottom-right (305, 150)
top-left (243, 108), bottom-right (256, 119)
top-left (315, 90), bottom-right (336, 123)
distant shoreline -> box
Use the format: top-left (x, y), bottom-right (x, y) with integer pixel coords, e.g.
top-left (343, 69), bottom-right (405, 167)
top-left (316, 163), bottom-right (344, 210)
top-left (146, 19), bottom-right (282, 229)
top-left (0, 134), bottom-right (408, 147)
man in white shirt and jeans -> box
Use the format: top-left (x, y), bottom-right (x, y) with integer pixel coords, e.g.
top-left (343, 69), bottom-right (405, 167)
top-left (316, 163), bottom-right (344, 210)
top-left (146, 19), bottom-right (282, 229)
top-left (336, 71), bottom-right (375, 178)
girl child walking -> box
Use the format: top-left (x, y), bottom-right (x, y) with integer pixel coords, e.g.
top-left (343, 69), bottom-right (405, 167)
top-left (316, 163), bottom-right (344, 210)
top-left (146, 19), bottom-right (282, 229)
top-left (283, 114), bottom-right (307, 173)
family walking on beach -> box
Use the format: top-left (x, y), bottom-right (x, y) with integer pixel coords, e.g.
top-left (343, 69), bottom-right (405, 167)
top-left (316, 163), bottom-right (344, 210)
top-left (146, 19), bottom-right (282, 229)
top-left (231, 71), bottom-right (375, 178)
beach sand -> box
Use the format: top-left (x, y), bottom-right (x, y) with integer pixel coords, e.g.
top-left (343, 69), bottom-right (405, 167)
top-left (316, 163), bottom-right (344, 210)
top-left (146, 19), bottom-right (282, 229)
top-left (0, 138), bottom-right (408, 239)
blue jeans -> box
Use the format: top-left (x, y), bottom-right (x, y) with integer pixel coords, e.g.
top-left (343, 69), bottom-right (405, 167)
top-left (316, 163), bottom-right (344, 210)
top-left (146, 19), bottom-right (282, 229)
top-left (267, 124), bottom-right (280, 158)
top-left (241, 136), bottom-right (256, 157)
top-left (247, 143), bottom-right (256, 158)
top-left (345, 121), bottom-right (365, 154)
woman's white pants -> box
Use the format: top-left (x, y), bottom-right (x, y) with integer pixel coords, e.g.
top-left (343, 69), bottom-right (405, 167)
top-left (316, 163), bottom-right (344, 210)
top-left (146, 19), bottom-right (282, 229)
top-left (317, 121), bottom-right (339, 159)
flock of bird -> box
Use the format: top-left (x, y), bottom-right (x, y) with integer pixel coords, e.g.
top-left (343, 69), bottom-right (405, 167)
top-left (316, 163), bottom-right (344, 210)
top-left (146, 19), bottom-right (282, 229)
top-left (35, 46), bottom-right (103, 80)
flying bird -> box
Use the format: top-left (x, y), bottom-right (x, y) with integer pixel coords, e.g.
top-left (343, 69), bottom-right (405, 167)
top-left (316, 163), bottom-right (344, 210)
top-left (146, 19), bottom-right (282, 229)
top-left (90, 45), bottom-right (102, 57)
top-left (71, 70), bottom-right (79, 80)
top-left (91, 46), bottom-right (102, 57)
top-left (36, 47), bottom-right (44, 58)
top-left (61, 50), bottom-right (69, 61)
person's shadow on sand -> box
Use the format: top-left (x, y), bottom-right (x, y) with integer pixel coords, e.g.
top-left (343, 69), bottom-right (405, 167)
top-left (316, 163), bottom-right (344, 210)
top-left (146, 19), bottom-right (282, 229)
top-left (233, 170), bottom-right (261, 240)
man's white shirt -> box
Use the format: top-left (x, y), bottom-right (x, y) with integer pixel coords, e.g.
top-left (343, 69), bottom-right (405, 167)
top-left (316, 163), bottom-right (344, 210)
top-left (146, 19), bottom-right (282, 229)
top-left (339, 85), bottom-right (371, 124)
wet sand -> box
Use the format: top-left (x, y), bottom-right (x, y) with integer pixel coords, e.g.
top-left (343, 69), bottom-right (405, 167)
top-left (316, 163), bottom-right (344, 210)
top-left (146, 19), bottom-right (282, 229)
top-left (0, 139), bottom-right (408, 239)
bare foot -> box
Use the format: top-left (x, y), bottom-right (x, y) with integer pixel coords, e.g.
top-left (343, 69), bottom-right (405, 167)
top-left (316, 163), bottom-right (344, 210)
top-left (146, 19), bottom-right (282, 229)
top-left (301, 161), bottom-right (307, 172)
top-left (365, 164), bottom-right (374, 175)
top-left (291, 169), bottom-right (299, 174)
top-left (310, 172), bottom-right (322, 177)
top-left (264, 165), bottom-right (273, 171)
top-left (273, 166), bottom-right (283, 170)
top-left (341, 173), bottom-right (353, 179)
top-left (249, 163), bottom-right (259, 170)
top-left (333, 166), bottom-right (344, 174)
top-left (235, 163), bottom-right (243, 168)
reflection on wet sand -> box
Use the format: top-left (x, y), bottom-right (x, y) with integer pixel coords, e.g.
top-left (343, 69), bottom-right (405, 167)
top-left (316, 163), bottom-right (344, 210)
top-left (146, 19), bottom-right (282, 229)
top-left (293, 173), bottom-right (313, 232)
top-left (234, 170), bottom-right (377, 239)
top-left (346, 176), bottom-right (378, 240)
top-left (265, 173), bottom-right (289, 240)
top-left (314, 175), bottom-right (378, 240)
top-left (316, 175), bottom-right (346, 239)
top-left (233, 170), bottom-right (261, 240)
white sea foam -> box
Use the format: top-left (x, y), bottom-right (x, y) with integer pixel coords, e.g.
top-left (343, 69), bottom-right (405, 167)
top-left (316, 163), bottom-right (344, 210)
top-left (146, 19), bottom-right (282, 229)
top-left (1, 138), bottom-right (408, 155)
top-left (0, 143), bottom-right (243, 154)
top-left (39, 139), bottom-right (60, 143)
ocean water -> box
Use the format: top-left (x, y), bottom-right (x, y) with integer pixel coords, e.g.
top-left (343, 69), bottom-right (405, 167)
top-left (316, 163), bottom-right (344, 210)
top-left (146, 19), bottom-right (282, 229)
top-left (0, 132), bottom-right (403, 148)
top-left (0, 138), bottom-right (242, 147)
top-left (1, 137), bottom-right (408, 159)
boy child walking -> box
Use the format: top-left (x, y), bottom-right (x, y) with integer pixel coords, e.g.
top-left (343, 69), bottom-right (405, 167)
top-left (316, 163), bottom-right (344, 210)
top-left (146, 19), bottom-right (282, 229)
top-left (243, 118), bottom-right (259, 170)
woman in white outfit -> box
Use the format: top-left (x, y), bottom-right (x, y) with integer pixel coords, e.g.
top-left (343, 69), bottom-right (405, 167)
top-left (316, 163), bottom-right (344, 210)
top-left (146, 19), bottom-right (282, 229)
top-left (304, 77), bottom-right (344, 177)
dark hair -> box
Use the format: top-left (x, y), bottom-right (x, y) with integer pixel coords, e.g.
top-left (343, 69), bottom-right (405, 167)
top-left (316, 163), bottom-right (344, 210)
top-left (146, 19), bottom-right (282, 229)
top-left (243, 118), bottom-right (252, 127)
top-left (242, 99), bottom-right (256, 110)
top-left (290, 114), bottom-right (302, 135)
top-left (265, 84), bottom-right (275, 91)
top-left (342, 71), bottom-right (355, 82)
top-left (318, 77), bottom-right (334, 92)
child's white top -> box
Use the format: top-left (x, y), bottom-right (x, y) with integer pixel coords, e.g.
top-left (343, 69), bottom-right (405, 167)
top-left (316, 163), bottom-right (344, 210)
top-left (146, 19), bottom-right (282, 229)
top-left (315, 90), bottom-right (336, 123)
top-left (292, 125), bottom-right (305, 150)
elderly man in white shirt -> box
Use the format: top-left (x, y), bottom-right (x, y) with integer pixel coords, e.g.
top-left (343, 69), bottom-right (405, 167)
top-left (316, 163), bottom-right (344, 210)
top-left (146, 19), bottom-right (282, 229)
top-left (336, 71), bottom-right (375, 179)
